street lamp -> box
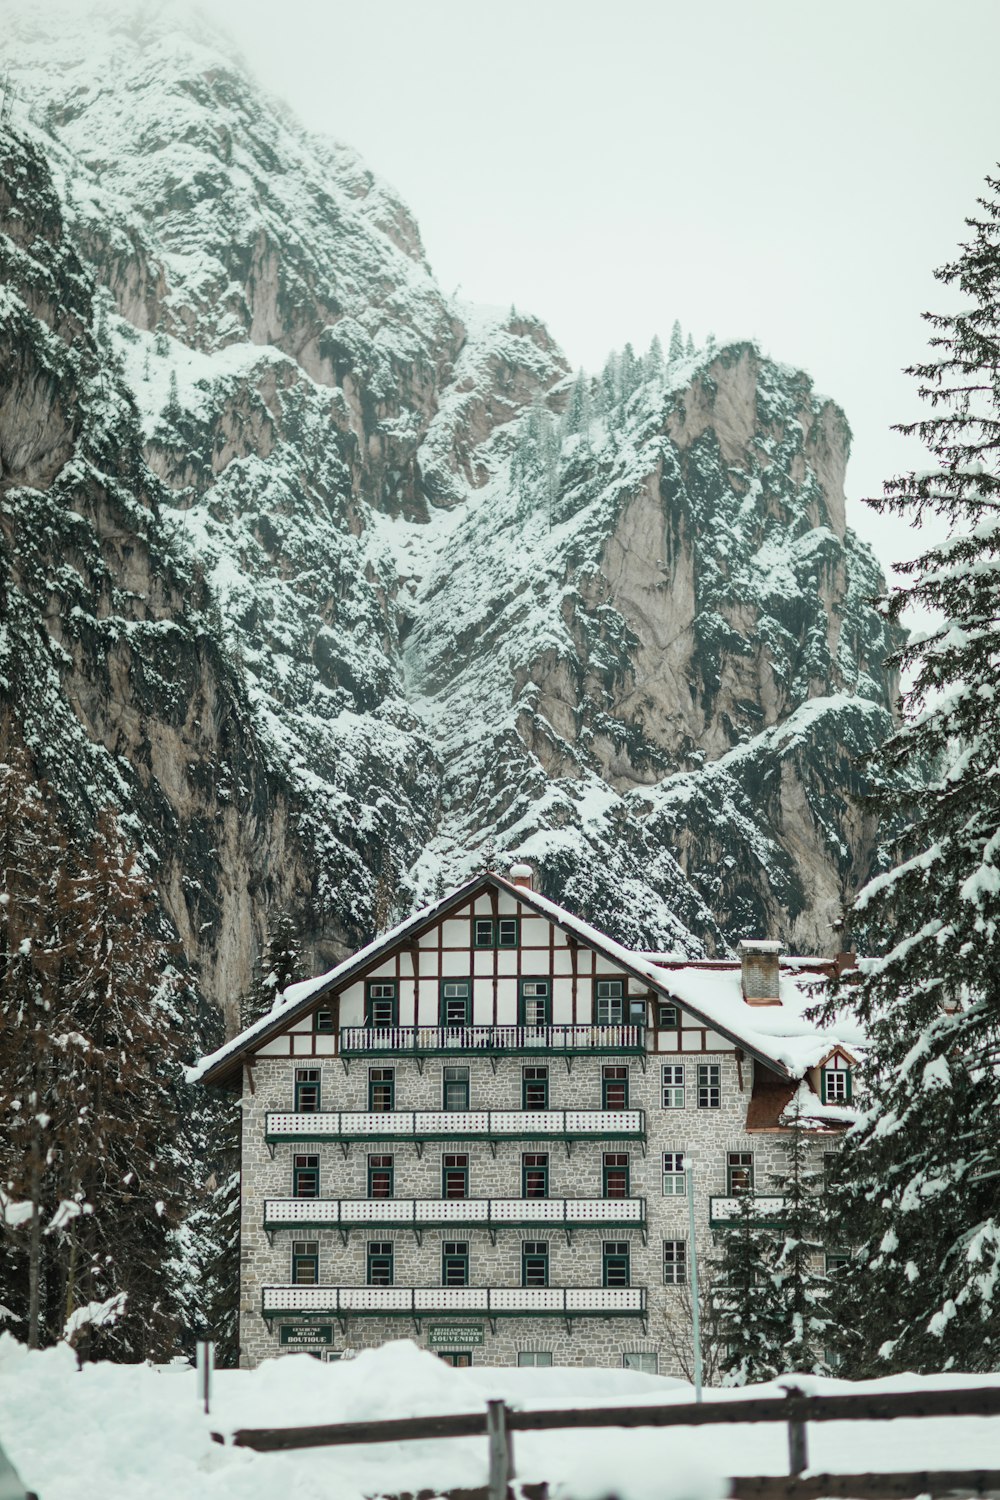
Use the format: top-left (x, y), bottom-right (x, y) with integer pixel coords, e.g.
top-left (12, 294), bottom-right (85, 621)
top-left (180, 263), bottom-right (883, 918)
top-left (683, 1155), bottom-right (703, 1403)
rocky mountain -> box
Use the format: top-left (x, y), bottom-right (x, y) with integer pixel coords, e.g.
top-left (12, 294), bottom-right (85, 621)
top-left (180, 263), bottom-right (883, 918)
top-left (0, 1), bottom-right (901, 1029)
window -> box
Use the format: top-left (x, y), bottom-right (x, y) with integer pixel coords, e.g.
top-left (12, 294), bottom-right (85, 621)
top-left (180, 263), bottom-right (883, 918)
top-left (823, 1151), bottom-right (840, 1192)
top-left (522, 1241), bottom-right (549, 1287)
top-left (291, 1240), bottom-right (318, 1285)
top-left (472, 916), bottom-right (520, 948)
top-left (368, 1154), bottom-right (394, 1199)
top-left (663, 1240), bottom-right (687, 1285)
top-left (438, 1351), bottom-right (472, 1367)
top-left (822, 1067), bottom-right (852, 1104)
top-left (294, 1067), bottom-right (321, 1113)
top-left (596, 978), bottom-right (624, 1025)
top-left (440, 979), bottom-right (472, 1027)
top-left (519, 978), bottom-right (551, 1026)
top-left (442, 1153), bottom-right (469, 1199)
top-left (603, 1152), bottom-right (630, 1199)
top-left (367, 1241), bottom-right (393, 1286)
top-left (313, 1008), bottom-right (334, 1033)
top-left (662, 1152), bottom-right (686, 1196)
top-left (657, 1003), bottom-right (678, 1029)
top-left (369, 1067), bottom-right (395, 1112)
top-left (662, 1064), bottom-right (685, 1108)
top-left (522, 1066), bottom-right (549, 1110)
top-left (602, 1065), bottom-right (629, 1110)
top-left (623, 1352), bottom-right (658, 1373)
top-left (697, 1063), bottom-right (721, 1108)
top-left (292, 1154), bottom-right (319, 1198)
top-left (518, 1350), bottom-right (553, 1367)
top-left (443, 1065), bottom-right (470, 1111)
top-left (603, 1241), bottom-right (630, 1287)
top-left (522, 1153), bottom-right (549, 1199)
top-left (442, 1241), bottom-right (469, 1286)
top-left (366, 980), bottom-right (398, 1027)
top-left (826, 1250), bottom-right (851, 1273)
top-left (727, 1152), bottom-right (754, 1195)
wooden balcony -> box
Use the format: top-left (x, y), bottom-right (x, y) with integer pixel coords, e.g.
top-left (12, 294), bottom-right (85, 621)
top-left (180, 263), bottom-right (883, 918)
top-left (261, 1283), bottom-right (647, 1330)
top-left (339, 1023), bottom-right (645, 1059)
top-left (709, 1194), bottom-right (789, 1228)
top-left (263, 1196), bottom-right (646, 1242)
top-left (265, 1107), bottom-right (646, 1147)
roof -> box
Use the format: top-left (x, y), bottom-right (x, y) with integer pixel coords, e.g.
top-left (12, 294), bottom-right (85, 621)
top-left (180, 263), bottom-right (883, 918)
top-left (188, 873), bottom-right (863, 1088)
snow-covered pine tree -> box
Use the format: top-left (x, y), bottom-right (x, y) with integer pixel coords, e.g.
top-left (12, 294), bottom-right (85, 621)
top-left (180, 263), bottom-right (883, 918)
top-left (826, 167), bottom-right (1000, 1374)
top-left (645, 334), bottom-right (664, 380)
top-left (55, 809), bottom-right (185, 1360)
top-left (711, 1192), bottom-right (784, 1384)
top-left (619, 342), bottom-right (640, 401)
top-left (669, 320), bottom-right (684, 363)
top-left (242, 910), bottom-right (305, 1029)
top-left (768, 1095), bottom-right (833, 1373)
top-left (685, 333), bottom-right (695, 358)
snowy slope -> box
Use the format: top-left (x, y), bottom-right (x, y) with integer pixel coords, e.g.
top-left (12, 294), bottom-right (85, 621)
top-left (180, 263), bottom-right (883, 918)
top-left (0, 0), bottom-right (902, 1017)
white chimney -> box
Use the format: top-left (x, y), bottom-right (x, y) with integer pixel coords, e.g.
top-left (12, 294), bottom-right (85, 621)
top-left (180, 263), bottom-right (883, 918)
top-left (509, 862), bottom-right (534, 891)
top-left (739, 939), bottom-right (783, 1006)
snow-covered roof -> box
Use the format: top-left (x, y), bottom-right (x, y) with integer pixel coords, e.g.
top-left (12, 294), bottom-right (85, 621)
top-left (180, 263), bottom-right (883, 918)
top-left (188, 873), bottom-right (862, 1087)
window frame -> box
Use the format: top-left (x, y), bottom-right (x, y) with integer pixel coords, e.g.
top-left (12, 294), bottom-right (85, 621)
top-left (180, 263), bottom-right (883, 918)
top-left (521, 1240), bottom-right (550, 1287)
top-left (697, 1063), bottom-right (721, 1108)
top-left (602, 1064), bottom-right (629, 1110)
top-left (822, 1066), bottom-right (852, 1104)
top-left (622, 1351), bottom-right (658, 1373)
top-left (518, 1350), bottom-right (553, 1367)
top-left (522, 1065), bottom-right (549, 1110)
top-left (313, 1007), bottom-right (334, 1034)
top-left (442, 1152), bottom-right (470, 1200)
top-left (442, 1240), bottom-right (470, 1286)
top-left (367, 1153), bottom-right (394, 1199)
top-left (663, 1239), bottom-right (688, 1286)
top-left (521, 1152), bottom-right (549, 1199)
top-left (661, 1152), bottom-right (686, 1196)
top-left (602, 1151), bottom-right (630, 1199)
top-left (727, 1152), bottom-right (754, 1195)
top-left (368, 1066), bottom-right (395, 1112)
top-left (292, 1153), bottom-right (319, 1199)
top-left (365, 979), bottom-right (398, 1028)
top-left (440, 978), bottom-right (472, 1028)
top-left (595, 978), bottom-right (625, 1026)
top-left (291, 1240), bottom-right (319, 1285)
top-left (657, 1002), bottom-right (679, 1029)
top-left (294, 1067), bottom-right (321, 1113)
top-left (661, 1063), bottom-right (686, 1109)
top-left (473, 916), bottom-right (495, 949)
top-left (366, 1241), bottom-right (394, 1286)
top-left (602, 1240), bottom-right (631, 1288)
top-left (442, 1065), bottom-right (470, 1111)
top-left (518, 977), bottom-right (552, 1027)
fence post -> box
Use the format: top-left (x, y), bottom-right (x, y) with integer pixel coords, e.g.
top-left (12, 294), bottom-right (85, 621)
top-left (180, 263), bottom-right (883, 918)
top-left (784, 1386), bottom-right (808, 1475)
top-left (486, 1399), bottom-right (514, 1500)
top-left (196, 1338), bottom-right (215, 1417)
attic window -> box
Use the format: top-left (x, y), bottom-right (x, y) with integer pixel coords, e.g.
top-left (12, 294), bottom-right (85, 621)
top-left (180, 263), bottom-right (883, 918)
top-left (473, 917), bottom-right (520, 949)
top-left (366, 980), bottom-right (398, 1027)
top-left (313, 1008), bottom-right (334, 1034)
top-left (822, 1067), bottom-right (852, 1104)
top-left (658, 1003), bottom-right (678, 1029)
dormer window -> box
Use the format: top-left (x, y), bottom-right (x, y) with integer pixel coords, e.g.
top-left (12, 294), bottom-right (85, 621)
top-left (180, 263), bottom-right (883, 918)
top-left (822, 1066), bottom-right (852, 1104)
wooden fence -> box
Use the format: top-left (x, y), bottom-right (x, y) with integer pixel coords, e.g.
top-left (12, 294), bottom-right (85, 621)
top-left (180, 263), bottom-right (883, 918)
top-left (211, 1382), bottom-right (1000, 1500)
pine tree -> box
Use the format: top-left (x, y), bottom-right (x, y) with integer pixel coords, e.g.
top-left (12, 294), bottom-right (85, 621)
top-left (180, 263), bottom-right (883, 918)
top-left (825, 166), bottom-right (1000, 1373)
top-left (619, 342), bottom-right (639, 401)
top-left (686, 333), bottom-right (695, 358)
top-left (669, 320), bottom-right (684, 363)
top-left (164, 368), bottom-right (181, 426)
top-left (768, 1098), bottom-right (833, 1373)
top-left (242, 909), bottom-right (304, 1027)
top-left (645, 334), bottom-right (664, 380)
top-left (712, 1192), bottom-right (784, 1385)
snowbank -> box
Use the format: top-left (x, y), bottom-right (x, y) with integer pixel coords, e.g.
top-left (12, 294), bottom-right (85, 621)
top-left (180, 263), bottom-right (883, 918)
top-left (3, 1336), bottom-right (1000, 1500)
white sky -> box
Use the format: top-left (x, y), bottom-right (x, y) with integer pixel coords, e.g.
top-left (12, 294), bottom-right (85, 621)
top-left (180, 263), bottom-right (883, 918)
top-left (196, 2), bottom-right (999, 576)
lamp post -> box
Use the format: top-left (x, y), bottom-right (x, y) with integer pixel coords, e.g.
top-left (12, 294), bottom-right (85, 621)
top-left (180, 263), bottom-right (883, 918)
top-left (683, 1155), bottom-right (703, 1403)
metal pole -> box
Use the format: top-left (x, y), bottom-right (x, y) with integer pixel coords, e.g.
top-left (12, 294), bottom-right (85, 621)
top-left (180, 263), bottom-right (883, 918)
top-left (196, 1338), bottom-right (215, 1417)
top-left (685, 1159), bottom-right (703, 1403)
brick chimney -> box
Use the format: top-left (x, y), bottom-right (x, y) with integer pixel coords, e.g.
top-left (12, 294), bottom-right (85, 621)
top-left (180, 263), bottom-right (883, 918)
top-left (509, 862), bottom-right (534, 891)
top-left (739, 939), bottom-right (783, 1006)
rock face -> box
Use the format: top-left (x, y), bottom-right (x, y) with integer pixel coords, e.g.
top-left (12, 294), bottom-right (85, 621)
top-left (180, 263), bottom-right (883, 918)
top-left (0, 1), bottom-right (901, 1025)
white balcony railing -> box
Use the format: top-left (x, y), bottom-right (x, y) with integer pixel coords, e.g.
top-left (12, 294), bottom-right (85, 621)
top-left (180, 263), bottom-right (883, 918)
top-left (339, 1024), bottom-right (644, 1056)
top-left (265, 1108), bottom-right (645, 1143)
top-left (709, 1195), bottom-right (789, 1227)
top-left (264, 1197), bottom-right (646, 1228)
top-left (262, 1285), bottom-right (647, 1316)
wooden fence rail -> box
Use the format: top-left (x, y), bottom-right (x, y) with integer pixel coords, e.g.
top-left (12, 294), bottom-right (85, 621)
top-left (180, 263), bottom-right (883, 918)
top-left (212, 1383), bottom-right (1000, 1500)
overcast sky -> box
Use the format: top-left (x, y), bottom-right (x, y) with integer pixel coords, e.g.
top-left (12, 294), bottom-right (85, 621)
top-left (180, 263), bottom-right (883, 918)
top-left (209, 2), bottom-right (998, 575)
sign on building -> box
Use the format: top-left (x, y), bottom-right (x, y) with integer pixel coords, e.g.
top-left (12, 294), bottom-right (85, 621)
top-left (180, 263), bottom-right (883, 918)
top-left (427, 1323), bottom-right (484, 1347)
top-left (280, 1323), bottom-right (334, 1347)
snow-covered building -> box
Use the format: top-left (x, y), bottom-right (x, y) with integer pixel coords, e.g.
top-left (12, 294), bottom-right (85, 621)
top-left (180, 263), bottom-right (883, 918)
top-left (191, 868), bottom-right (860, 1371)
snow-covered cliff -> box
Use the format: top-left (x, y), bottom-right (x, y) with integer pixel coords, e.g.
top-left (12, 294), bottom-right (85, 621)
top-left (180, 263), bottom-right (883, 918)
top-left (0, 1), bottom-right (901, 1022)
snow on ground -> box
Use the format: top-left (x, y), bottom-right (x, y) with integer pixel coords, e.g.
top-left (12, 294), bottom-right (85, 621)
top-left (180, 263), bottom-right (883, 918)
top-left (3, 1336), bottom-right (1000, 1500)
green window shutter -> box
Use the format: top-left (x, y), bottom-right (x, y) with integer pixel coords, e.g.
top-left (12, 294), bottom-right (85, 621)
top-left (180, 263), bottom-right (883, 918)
top-left (821, 1070), bottom-right (828, 1105)
top-left (845, 1070), bottom-right (853, 1102)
